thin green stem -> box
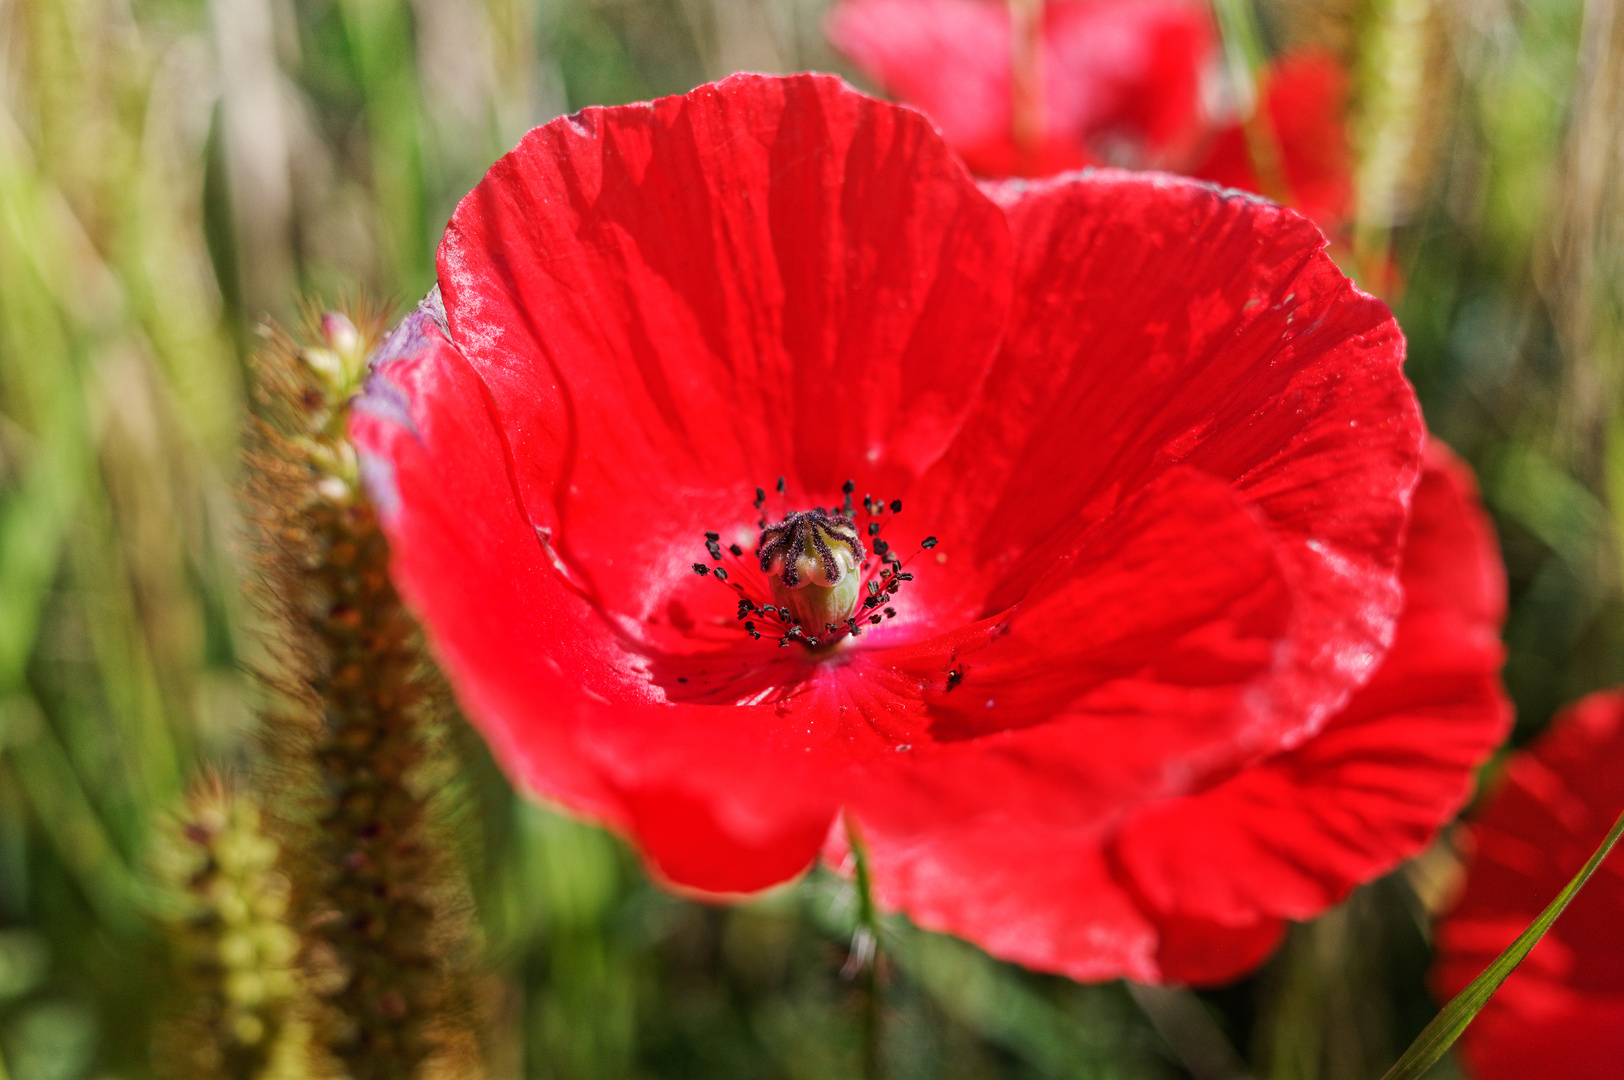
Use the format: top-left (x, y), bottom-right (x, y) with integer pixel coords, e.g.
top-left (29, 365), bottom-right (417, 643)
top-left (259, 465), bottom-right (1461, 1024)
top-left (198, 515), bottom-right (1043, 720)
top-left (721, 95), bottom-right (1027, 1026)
top-left (844, 814), bottom-right (882, 1080)
top-left (1008, 0), bottom-right (1046, 162)
top-left (1210, 0), bottom-right (1266, 88)
top-left (1208, 0), bottom-right (1293, 207)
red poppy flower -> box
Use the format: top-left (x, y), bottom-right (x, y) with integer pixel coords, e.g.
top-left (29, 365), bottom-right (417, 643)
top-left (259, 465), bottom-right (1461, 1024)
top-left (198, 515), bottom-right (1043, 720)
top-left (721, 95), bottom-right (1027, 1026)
top-left (828, 1), bottom-right (1355, 235)
top-left (1431, 690), bottom-right (1624, 1079)
top-left (826, 0), bottom-right (1215, 176)
top-left (349, 73), bottom-right (1498, 983)
top-left (1189, 50), bottom-right (1354, 233)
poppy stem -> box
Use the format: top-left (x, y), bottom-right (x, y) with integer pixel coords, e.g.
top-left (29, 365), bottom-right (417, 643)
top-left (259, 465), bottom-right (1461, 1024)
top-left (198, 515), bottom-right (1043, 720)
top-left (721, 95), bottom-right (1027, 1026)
top-left (843, 814), bottom-right (883, 1080)
top-left (1210, 0), bottom-right (1295, 208)
top-left (1008, 0), bottom-right (1045, 164)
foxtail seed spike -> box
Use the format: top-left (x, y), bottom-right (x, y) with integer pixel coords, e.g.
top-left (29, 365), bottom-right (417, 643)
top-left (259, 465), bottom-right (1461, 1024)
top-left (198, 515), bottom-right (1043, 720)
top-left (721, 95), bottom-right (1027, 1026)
top-left (241, 303), bottom-right (481, 1080)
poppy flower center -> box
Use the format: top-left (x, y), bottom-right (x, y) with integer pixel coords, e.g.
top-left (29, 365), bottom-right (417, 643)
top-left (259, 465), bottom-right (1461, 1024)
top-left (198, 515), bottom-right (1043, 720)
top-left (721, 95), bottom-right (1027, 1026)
top-left (691, 479), bottom-right (934, 651)
top-left (758, 510), bottom-right (865, 630)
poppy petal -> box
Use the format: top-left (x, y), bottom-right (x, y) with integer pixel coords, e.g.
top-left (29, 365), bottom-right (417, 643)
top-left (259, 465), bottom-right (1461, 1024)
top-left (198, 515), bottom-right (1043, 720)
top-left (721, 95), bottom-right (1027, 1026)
top-left (1115, 442), bottom-right (1511, 940)
top-left (437, 71), bottom-right (1013, 628)
top-left (351, 306), bottom-right (842, 894)
top-left (827, 0), bottom-right (1215, 176)
top-left (910, 169), bottom-right (1422, 747)
top-left (1043, 0), bottom-right (1214, 164)
top-left (844, 467), bottom-right (1295, 981)
top-left (826, 0), bottom-right (1016, 164)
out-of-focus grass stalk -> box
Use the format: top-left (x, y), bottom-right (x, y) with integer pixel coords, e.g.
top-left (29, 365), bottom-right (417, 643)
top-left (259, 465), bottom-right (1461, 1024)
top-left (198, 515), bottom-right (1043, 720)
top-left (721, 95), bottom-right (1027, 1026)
top-left (1127, 984), bottom-right (1253, 1080)
top-left (1213, 0), bottom-right (1269, 105)
top-left (0, 113), bottom-right (91, 694)
top-left (841, 817), bottom-right (883, 1080)
top-left (2, 0), bottom-right (248, 1068)
top-left (337, 0), bottom-right (432, 296)
top-left (1547, 0), bottom-right (1624, 557)
top-left (209, 0), bottom-right (298, 322)
top-left (0, 0), bottom-right (243, 843)
top-left (1008, 0), bottom-right (1046, 160)
top-left (1350, 0), bottom-right (1432, 291)
top-left (1211, 0), bottom-right (1294, 206)
top-left (0, 99), bottom-right (167, 927)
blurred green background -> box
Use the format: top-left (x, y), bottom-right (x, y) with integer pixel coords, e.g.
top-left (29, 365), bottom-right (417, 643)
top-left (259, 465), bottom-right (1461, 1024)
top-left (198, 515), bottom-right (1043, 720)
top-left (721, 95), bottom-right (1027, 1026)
top-left (0, 0), bottom-right (1620, 1076)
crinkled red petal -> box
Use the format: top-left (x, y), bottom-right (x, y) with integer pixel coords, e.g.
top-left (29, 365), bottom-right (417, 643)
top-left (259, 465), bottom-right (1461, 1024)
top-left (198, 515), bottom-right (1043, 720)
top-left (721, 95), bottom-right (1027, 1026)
top-left (1432, 689), bottom-right (1624, 1080)
top-left (1115, 443), bottom-right (1509, 966)
top-left (852, 441), bottom-right (1501, 985)
top-left (912, 170), bottom-right (1421, 749)
top-left (841, 467), bottom-right (1294, 981)
top-left (351, 308), bottom-right (842, 894)
top-left (437, 71), bottom-right (1012, 634)
top-left (357, 77), bottom-right (1435, 957)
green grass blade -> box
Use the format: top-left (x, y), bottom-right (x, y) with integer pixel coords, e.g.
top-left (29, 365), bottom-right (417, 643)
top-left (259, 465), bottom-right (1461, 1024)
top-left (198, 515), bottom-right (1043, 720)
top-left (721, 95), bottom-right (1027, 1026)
top-left (1380, 808), bottom-right (1624, 1080)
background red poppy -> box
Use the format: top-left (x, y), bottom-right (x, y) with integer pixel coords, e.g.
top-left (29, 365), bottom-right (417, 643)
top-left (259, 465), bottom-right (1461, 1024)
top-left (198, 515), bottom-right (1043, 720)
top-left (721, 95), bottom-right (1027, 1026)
top-left (828, 0), bottom-right (1355, 235)
top-left (1431, 689), bottom-right (1624, 1080)
top-left (1189, 50), bottom-right (1354, 232)
top-left (826, 0), bottom-right (1215, 176)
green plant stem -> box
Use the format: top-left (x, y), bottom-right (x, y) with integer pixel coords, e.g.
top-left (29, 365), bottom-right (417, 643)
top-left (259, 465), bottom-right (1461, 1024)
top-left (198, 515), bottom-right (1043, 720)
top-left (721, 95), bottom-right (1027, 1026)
top-left (1008, 0), bottom-right (1045, 162)
top-left (1379, 808), bottom-right (1624, 1080)
top-left (845, 815), bottom-right (882, 1080)
top-left (1209, 0), bottom-right (1293, 206)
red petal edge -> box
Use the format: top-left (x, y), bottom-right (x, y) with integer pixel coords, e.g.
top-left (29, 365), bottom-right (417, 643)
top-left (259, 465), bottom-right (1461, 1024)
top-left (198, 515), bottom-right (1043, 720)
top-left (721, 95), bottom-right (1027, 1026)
top-left (848, 439), bottom-right (1505, 985)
